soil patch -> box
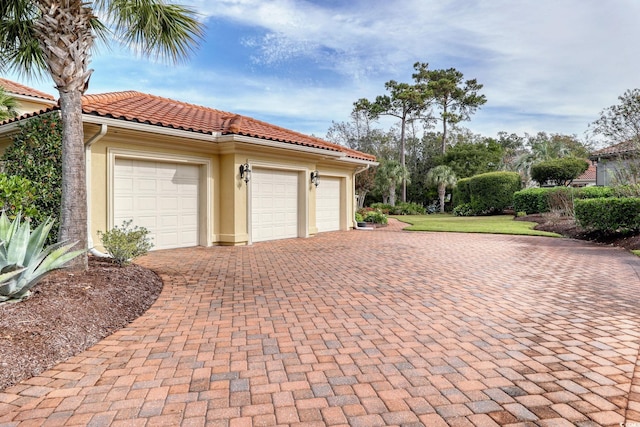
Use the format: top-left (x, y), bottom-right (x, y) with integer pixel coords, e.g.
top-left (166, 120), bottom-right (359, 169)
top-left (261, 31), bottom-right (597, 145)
top-left (0, 256), bottom-right (162, 391)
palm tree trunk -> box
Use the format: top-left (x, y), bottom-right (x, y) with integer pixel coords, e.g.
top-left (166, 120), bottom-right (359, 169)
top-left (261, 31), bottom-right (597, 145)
top-left (58, 90), bottom-right (88, 269)
top-left (400, 117), bottom-right (406, 202)
top-left (438, 183), bottom-right (446, 213)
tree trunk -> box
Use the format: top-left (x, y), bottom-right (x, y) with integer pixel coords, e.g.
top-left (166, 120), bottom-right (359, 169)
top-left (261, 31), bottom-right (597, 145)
top-left (441, 102), bottom-right (448, 155)
top-left (58, 90), bottom-right (88, 269)
top-left (388, 185), bottom-right (396, 207)
top-left (438, 182), bottom-right (446, 213)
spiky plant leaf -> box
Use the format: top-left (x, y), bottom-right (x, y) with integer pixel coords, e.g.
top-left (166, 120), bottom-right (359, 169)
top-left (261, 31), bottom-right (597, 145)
top-left (23, 217), bottom-right (54, 266)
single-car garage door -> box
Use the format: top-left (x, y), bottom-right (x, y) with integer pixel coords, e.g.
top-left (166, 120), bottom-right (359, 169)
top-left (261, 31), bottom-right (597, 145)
top-left (251, 169), bottom-right (299, 242)
top-left (114, 159), bottom-right (199, 250)
top-left (316, 177), bottom-right (341, 232)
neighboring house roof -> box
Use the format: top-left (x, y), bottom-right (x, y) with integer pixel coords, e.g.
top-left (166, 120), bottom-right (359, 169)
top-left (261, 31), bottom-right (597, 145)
top-left (1, 89), bottom-right (375, 162)
top-left (590, 140), bottom-right (639, 159)
top-left (574, 163), bottom-right (596, 181)
top-left (0, 78), bottom-right (55, 101)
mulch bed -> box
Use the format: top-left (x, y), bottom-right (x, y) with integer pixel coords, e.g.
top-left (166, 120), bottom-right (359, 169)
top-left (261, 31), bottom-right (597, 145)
top-left (0, 257), bottom-right (162, 391)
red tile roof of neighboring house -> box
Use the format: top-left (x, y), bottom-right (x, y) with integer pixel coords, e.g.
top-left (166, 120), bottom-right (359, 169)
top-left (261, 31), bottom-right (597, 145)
top-left (81, 91), bottom-right (375, 162)
top-left (575, 163), bottom-right (596, 181)
top-left (0, 78), bottom-right (55, 101)
top-left (590, 140), bottom-right (638, 158)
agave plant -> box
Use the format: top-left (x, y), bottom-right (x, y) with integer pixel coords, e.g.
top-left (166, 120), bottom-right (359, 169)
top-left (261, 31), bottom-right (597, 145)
top-left (0, 213), bottom-right (84, 304)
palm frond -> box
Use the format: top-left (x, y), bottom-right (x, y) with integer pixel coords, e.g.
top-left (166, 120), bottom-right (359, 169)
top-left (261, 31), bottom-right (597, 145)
top-left (95, 0), bottom-right (203, 64)
top-left (0, 0), bottom-right (47, 78)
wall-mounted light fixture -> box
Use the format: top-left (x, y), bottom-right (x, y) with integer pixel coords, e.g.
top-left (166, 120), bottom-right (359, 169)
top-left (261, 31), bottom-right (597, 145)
top-left (310, 170), bottom-right (319, 187)
top-left (239, 162), bottom-right (251, 183)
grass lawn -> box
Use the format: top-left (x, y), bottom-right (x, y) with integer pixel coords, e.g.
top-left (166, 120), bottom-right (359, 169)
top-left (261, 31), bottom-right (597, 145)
top-left (632, 250), bottom-right (640, 257)
top-left (395, 214), bottom-right (562, 237)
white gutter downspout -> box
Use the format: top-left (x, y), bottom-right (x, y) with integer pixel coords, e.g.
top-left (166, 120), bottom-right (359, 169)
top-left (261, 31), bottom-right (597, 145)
top-left (85, 124), bottom-right (110, 257)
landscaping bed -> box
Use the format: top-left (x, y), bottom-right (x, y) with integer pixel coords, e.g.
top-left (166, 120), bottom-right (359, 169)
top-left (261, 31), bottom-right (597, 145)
top-left (0, 257), bottom-right (163, 391)
top-left (519, 213), bottom-right (640, 251)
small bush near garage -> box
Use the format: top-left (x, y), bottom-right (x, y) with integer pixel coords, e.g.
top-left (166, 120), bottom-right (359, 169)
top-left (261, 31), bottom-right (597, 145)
top-left (357, 207), bottom-right (388, 224)
top-left (369, 202), bottom-right (425, 215)
top-left (2, 113), bottom-right (62, 242)
top-left (468, 172), bottom-right (521, 215)
top-left (98, 220), bottom-right (154, 266)
top-left (575, 197), bottom-right (640, 233)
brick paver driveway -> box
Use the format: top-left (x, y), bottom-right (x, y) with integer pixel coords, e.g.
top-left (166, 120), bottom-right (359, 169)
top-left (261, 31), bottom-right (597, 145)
top-left (2, 220), bottom-right (640, 426)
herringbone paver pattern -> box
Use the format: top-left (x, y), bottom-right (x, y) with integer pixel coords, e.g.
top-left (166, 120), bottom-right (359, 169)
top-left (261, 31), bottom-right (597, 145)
top-left (1, 219), bottom-right (640, 426)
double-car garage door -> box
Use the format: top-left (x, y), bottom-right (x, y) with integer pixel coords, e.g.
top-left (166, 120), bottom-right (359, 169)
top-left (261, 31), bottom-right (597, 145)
top-left (114, 159), bottom-right (199, 250)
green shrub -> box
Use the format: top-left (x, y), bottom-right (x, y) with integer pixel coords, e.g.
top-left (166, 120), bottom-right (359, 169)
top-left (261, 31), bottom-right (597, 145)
top-left (612, 184), bottom-right (640, 198)
top-left (2, 113), bottom-right (62, 242)
top-left (98, 220), bottom-right (154, 266)
top-left (362, 210), bottom-right (388, 224)
top-left (575, 186), bottom-right (615, 199)
top-left (392, 201), bottom-right (426, 215)
top-left (516, 211), bottom-right (527, 217)
top-left (575, 197), bottom-right (640, 233)
top-left (369, 203), bottom-right (393, 214)
top-left (355, 212), bottom-right (364, 222)
top-left (468, 172), bottom-right (521, 215)
top-left (453, 177), bottom-right (472, 206)
top-left (452, 203), bottom-right (474, 217)
top-left (531, 158), bottom-right (589, 186)
top-left (0, 212), bottom-right (84, 304)
top-left (0, 174), bottom-right (39, 219)
top-left (513, 188), bottom-right (550, 215)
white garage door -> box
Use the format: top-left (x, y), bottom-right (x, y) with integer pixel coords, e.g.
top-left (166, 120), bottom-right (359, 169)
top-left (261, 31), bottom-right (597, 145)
top-left (316, 177), bottom-right (341, 232)
top-left (114, 159), bottom-right (199, 250)
top-left (251, 169), bottom-right (299, 242)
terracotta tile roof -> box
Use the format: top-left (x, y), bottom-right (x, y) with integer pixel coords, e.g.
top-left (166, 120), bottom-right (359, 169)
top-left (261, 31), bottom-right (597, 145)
top-left (590, 140), bottom-right (639, 158)
top-left (81, 91), bottom-right (376, 162)
top-left (0, 78), bottom-right (55, 101)
top-left (575, 163), bottom-right (596, 181)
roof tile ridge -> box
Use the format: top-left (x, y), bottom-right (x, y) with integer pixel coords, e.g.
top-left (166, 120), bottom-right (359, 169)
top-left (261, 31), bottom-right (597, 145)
top-left (0, 78), bottom-right (56, 101)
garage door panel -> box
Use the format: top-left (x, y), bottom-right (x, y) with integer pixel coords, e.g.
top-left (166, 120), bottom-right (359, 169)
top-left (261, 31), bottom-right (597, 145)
top-left (114, 159), bottom-right (199, 250)
top-left (316, 177), bottom-right (341, 232)
top-left (251, 169), bottom-right (299, 242)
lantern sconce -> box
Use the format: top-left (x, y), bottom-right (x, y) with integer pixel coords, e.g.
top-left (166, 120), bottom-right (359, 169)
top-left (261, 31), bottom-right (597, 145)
top-left (310, 170), bottom-right (319, 187)
top-left (239, 162), bottom-right (251, 184)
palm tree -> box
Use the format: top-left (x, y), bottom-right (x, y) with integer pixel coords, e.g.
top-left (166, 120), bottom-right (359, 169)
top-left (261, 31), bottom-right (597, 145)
top-left (426, 165), bottom-right (457, 213)
top-left (0, 86), bottom-right (18, 121)
top-left (374, 159), bottom-right (410, 206)
top-left (0, 0), bottom-right (203, 269)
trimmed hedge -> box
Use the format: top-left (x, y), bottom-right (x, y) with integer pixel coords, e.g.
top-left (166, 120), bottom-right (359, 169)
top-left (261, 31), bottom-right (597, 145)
top-left (369, 201), bottom-right (425, 215)
top-left (575, 197), bottom-right (640, 233)
top-left (468, 172), bottom-right (521, 214)
top-left (513, 186), bottom-right (617, 215)
top-left (453, 177), bottom-right (471, 206)
top-left (530, 158), bottom-right (589, 186)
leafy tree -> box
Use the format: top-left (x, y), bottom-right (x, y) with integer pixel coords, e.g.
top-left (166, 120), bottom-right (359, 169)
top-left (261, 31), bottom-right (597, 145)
top-left (2, 112), bottom-right (62, 242)
top-left (413, 62), bottom-right (487, 154)
top-left (374, 159), bottom-right (410, 206)
top-left (438, 139), bottom-right (503, 179)
top-left (425, 165), bottom-right (457, 213)
top-left (355, 166), bottom-right (376, 209)
top-left (0, 0), bottom-right (203, 269)
top-left (530, 158), bottom-right (589, 187)
top-left (354, 80), bottom-right (429, 202)
top-left (0, 86), bottom-right (18, 121)
top-left (589, 88), bottom-right (640, 145)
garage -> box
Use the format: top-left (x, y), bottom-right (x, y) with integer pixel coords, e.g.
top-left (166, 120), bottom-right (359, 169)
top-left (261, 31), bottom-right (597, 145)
top-left (113, 158), bottom-right (199, 250)
top-left (316, 177), bottom-right (342, 232)
top-left (251, 169), bottom-right (299, 242)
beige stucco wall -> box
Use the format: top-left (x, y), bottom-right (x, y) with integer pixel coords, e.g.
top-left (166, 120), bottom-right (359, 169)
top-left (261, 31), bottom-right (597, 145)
top-left (84, 124), bottom-right (362, 250)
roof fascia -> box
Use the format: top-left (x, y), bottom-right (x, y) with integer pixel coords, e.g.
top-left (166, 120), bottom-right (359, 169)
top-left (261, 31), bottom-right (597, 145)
top-left (11, 93), bottom-right (57, 105)
top-left (82, 115), bottom-right (220, 142)
top-left (218, 134), bottom-right (345, 158)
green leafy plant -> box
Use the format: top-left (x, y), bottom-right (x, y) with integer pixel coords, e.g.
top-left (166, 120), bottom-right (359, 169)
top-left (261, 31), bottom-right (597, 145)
top-left (98, 220), bottom-right (154, 266)
top-left (355, 211), bottom-right (364, 222)
top-left (0, 212), bottom-right (84, 304)
top-left (0, 174), bottom-right (39, 219)
top-left (2, 113), bottom-right (62, 243)
top-left (452, 203), bottom-right (475, 217)
top-left (468, 171), bottom-right (521, 215)
top-left (530, 157), bottom-right (589, 186)
top-left (360, 209), bottom-right (388, 224)
top-left (575, 197), bottom-right (640, 234)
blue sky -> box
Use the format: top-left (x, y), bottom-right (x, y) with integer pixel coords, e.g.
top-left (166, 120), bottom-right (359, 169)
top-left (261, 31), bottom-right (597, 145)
top-left (6, 0), bottom-right (640, 143)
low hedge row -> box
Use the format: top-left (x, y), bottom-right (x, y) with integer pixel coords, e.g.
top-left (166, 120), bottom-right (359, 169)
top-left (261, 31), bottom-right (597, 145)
top-left (575, 197), bottom-right (640, 233)
top-left (513, 186), bottom-right (616, 214)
